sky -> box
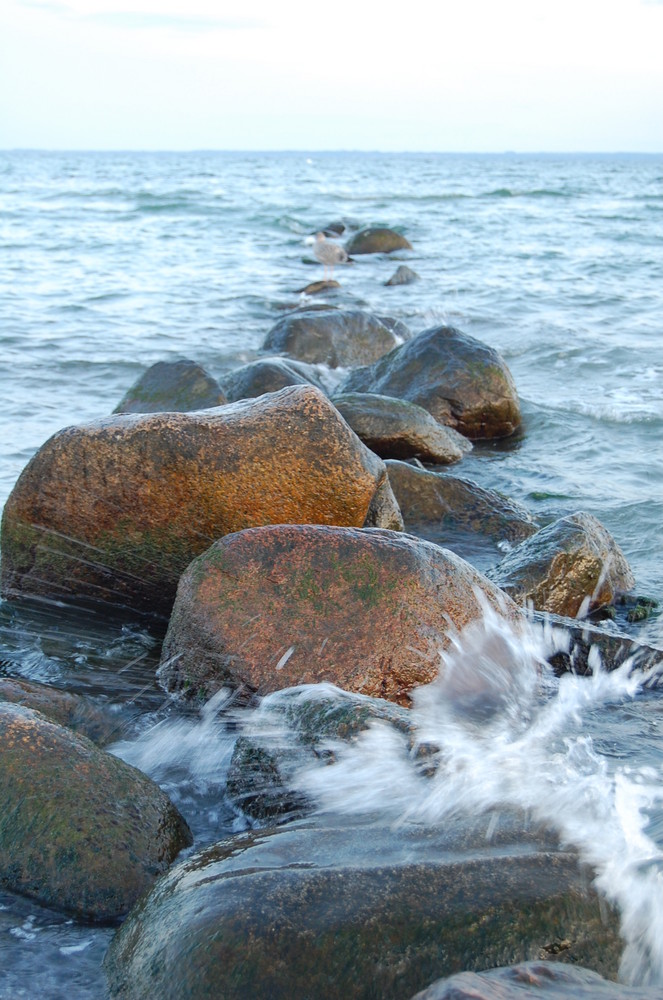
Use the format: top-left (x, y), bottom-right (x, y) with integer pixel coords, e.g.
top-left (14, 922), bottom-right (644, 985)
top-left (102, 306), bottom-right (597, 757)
top-left (1, 0), bottom-right (662, 151)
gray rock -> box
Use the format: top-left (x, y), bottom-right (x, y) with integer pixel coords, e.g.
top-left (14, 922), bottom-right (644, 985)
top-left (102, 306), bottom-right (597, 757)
top-left (104, 819), bottom-right (622, 999)
top-left (385, 264), bottom-right (419, 286)
top-left (113, 359), bottom-right (227, 414)
top-left (488, 512), bottom-right (636, 617)
top-left (339, 325), bottom-right (521, 440)
top-left (219, 356), bottom-right (327, 402)
top-left (263, 308), bottom-right (400, 367)
top-left (333, 392), bottom-right (471, 464)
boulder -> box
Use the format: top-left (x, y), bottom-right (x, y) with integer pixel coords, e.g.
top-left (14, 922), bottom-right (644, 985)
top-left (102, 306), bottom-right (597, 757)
top-left (0, 702), bottom-right (192, 922)
top-left (487, 512), bottom-right (636, 618)
top-left (0, 676), bottom-right (120, 745)
top-left (1, 386), bottom-right (395, 615)
top-left (113, 359), bottom-right (227, 414)
top-left (345, 227), bottom-right (413, 254)
top-left (262, 308), bottom-right (400, 367)
top-left (339, 325), bottom-right (521, 440)
top-left (411, 962), bottom-right (653, 1000)
top-left (386, 460), bottom-right (538, 572)
top-left (385, 265), bottom-right (419, 286)
top-left (332, 392), bottom-right (471, 464)
top-left (104, 819), bottom-right (621, 1000)
top-left (219, 356), bottom-right (327, 402)
top-left (158, 523), bottom-right (520, 704)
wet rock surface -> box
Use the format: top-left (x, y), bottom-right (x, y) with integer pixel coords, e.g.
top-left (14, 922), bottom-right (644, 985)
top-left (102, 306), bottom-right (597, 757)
top-left (1, 386), bottom-right (390, 615)
top-left (488, 512), bottom-right (636, 617)
top-left (339, 325), bottom-right (521, 440)
top-left (332, 392), bottom-right (471, 464)
top-left (219, 355), bottom-right (327, 402)
top-left (0, 675), bottom-right (121, 745)
top-left (104, 818), bottom-right (622, 1000)
top-left (262, 307), bottom-right (401, 367)
top-left (411, 961), bottom-right (655, 999)
top-left (386, 459), bottom-right (538, 571)
top-left (0, 702), bottom-right (192, 922)
top-left (345, 226), bottom-right (413, 254)
top-left (158, 523), bottom-right (520, 704)
top-left (385, 264), bottom-right (419, 285)
top-left (113, 359), bottom-right (227, 414)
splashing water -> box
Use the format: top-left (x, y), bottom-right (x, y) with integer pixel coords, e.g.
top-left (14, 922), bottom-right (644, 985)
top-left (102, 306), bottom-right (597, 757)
top-left (294, 605), bottom-right (663, 986)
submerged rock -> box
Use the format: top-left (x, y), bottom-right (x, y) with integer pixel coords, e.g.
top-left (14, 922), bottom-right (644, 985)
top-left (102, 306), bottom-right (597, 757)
top-left (1, 386), bottom-right (393, 615)
top-left (488, 512), bottom-right (636, 617)
top-left (104, 819), bottom-right (621, 1000)
top-left (0, 676), bottom-right (120, 745)
top-left (219, 356), bottom-right (327, 402)
top-left (158, 523), bottom-right (520, 704)
top-left (0, 702), bottom-right (191, 922)
top-left (332, 392), bottom-right (471, 464)
top-left (263, 308), bottom-right (400, 367)
top-left (297, 279), bottom-right (341, 295)
top-left (385, 264), bottom-right (419, 286)
top-left (386, 459), bottom-right (538, 571)
top-left (113, 359), bottom-right (227, 414)
top-left (534, 612), bottom-right (663, 678)
top-left (339, 325), bottom-right (521, 440)
top-left (411, 962), bottom-right (654, 1000)
top-left (345, 226), bottom-right (413, 254)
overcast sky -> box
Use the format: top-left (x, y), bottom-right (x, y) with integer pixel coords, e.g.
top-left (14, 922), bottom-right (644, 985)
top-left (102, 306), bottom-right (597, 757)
top-left (1, 0), bottom-right (662, 151)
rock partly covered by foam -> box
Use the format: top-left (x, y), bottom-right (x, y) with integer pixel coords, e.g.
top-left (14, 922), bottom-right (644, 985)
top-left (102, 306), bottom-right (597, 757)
top-left (345, 226), bottom-right (413, 254)
top-left (0, 386), bottom-right (397, 615)
top-left (386, 459), bottom-right (538, 571)
top-left (410, 962), bottom-right (653, 1000)
top-left (488, 512), bottom-right (636, 617)
top-left (220, 356), bottom-right (327, 402)
top-left (332, 392), bottom-right (471, 464)
top-left (262, 308), bottom-right (402, 367)
top-left (385, 264), bottom-right (419, 285)
top-left (340, 325), bottom-right (521, 440)
top-left (158, 524), bottom-right (520, 704)
top-left (113, 359), bottom-right (227, 414)
top-left (104, 820), bottom-right (621, 1000)
top-left (0, 702), bottom-right (191, 922)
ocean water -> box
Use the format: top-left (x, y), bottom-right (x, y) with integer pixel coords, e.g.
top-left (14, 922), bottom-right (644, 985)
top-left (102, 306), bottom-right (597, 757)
top-left (0, 150), bottom-right (662, 997)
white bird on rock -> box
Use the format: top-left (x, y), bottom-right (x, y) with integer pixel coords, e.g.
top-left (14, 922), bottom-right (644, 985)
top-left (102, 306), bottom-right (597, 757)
top-left (313, 231), bottom-right (348, 281)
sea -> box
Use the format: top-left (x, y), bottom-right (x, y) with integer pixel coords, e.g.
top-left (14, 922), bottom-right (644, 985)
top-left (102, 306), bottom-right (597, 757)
top-left (0, 150), bottom-right (662, 998)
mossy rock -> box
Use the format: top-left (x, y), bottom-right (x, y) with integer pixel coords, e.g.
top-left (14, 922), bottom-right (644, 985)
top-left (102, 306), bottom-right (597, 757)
top-left (263, 308), bottom-right (400, 368)
top-left (346, 227), bottom-right (413, 254)
top-left (113, 359), bottom-right (227, 414)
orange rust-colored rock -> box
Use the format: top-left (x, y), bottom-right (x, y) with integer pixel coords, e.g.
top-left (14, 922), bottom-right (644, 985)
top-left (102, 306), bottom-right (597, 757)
top-left (0, 702), bottom-right (191, 922)
top-left (0, 386), bottom-right (396, 615)
top-left (159, 524), bottom-right (521, 706)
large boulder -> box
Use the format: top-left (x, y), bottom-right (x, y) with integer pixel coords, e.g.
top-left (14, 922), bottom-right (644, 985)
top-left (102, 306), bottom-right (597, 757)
top-left (411, 962), bottom-right (653, 1000)
top-left (220, 356), bottom-right (327, 402)
top-left (1, 386), bottom-right (397, 615)
top-left (488, 512), bottom-right (636, 618)
top-left (158, 524), bottom-right (520, 704)
top-left (113, 359), bottom-right (227, 414)
top-left (262, 308), bottom-right (401, 367)
top-left (332, 392), bottom-right (471, 464)
top-left (386, 460), bottom-right (538, 571)
top-left (340, 325), bottom-right (521, 440)
top-left (345, 226), bottom-right (413, 254)
top-left (104, 820), bottom-right (621, 1000)
top-left (0, 702), bottom-right (192, 922)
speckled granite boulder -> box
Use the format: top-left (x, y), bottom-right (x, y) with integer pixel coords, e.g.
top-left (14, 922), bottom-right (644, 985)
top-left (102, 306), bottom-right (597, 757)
top-left (113, 359), bottom-right (227, 414)
top-left (220, 356), bottom-right (327, 402)
top-left (340, 325), bottom-right (521, 440)
top-left (0, 702), bottom-right (191, 922)
top-left (0, 676), bottom-right (120, 745)
top-left (1, 386), bottom-right (396, 615)
top-left (488, 512), bottom-right (636, 617)
top-left (386, 460), bottom-right (538, 571)
top-left (158, 524), bottom-right (520, 704)
top-left (104, 820), bottom-right (621, 1000)
top-left (345, 227), bottom-right (413, 254)
top-left (262, 308), bottom-right (400, 367)
top-left (332, 392), bottom-right (471, 464)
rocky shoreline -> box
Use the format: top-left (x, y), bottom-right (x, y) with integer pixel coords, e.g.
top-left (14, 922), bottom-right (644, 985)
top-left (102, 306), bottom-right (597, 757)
top-left (1, 297), bottom-right (661, 997)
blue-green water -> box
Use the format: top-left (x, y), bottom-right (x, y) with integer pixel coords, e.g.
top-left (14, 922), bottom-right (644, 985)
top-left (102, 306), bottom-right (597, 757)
top-left (0, 151), bottom-right (662, 997)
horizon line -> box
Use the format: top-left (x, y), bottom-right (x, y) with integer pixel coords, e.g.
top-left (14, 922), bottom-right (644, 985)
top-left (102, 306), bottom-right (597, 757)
top-left (2, 147), bottom-right (662, 156)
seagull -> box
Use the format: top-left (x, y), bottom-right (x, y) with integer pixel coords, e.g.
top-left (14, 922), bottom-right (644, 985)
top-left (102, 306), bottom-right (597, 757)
top-left (313, 232), bottom-right (348, 281)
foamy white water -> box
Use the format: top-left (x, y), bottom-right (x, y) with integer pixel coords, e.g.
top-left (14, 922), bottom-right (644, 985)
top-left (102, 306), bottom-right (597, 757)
top-left (294, 608), bottom-right (663, 986)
